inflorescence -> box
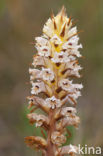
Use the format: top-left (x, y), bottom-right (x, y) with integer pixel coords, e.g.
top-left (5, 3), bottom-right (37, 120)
top-left (25, 7), bottom-right (83, 156)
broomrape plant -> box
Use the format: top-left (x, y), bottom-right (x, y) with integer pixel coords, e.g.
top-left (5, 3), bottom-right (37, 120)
top-left (25, 7), bottom-right (83, 156)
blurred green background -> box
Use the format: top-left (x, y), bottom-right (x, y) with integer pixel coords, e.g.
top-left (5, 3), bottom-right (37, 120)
top-left (0, 0), bottom-right (103, 156)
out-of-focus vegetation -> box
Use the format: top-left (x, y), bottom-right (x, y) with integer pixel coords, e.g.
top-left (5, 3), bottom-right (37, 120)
top-left (0, 0), bottom-right (103, 156)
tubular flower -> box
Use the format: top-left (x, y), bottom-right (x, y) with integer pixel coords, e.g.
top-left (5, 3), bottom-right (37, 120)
top-left (25, 6), bottom-right (83, 156)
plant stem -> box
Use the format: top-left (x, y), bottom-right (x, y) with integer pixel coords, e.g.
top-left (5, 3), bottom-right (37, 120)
top-left (46, 110), bottom-right (56, 156)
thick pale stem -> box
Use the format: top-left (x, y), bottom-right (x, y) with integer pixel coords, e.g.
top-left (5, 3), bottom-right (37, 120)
top-left (45, 65), bottom-right (60, 156)
top-left (46, 110), bottom-right (56, 156)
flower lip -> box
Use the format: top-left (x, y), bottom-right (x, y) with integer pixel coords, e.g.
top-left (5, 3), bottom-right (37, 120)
top-left (27, 113), bottom-right (49, 127)
top-left (59, 79), bottom-right (83, 93)
top-left (35, 36), bottom-right (48, 46)
top-left (31, 82), bottom-right (45, 95)
top-left (61, 107), bottom-right (77, 117)
top-left (41, 68), bottom-right (54, 81)
top-left (51, 51), bottom-right (69, 63)
top-left (59, 79), bottom-right (72, 91)
top-left (45, 96), bottom-right (62, 109)
top-left (37, 46), bottom-right (51, 57)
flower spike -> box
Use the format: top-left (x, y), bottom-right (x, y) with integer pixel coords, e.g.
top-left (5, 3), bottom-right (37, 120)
top-left (25, 7), bottom-right (83, 156)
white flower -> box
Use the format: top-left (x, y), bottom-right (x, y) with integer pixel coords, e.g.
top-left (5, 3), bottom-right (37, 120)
top-left (36, 46), bottom-right (51, 57)
top-left (64, 88), bottom-right (82, 105)
top-left (69, 35), bottom-right (79, 45)
top-left (63, 63), bottom-right (82, 78)
top-left (70, 44), bottom-right (82, 57)
top-left (35, 36), bottom-right (48, 46)
top-left (72, 83), bottom-right (83, 90)
top-left (51, 51), bottom-right (69, 63)
top-left (59, 79), bottom-right (83, 105)
top-left (41, 68), bottom-right (54, 81)
top-left (59, 79), bottom-right (73, 91)
top-left (62, 35), bottom-right (79, 50)
top-left (51, 131), bottom-right (66, 146)
top-left (50, 34), bottom-right (62, 45)
top-left (76, 43), bottom-right (83, 49)
top-left (35, 36), bottom-right (52, 57)
top-left (59, 79), bottom-right (83, 93)
top-left (29, 68), bottom-right (55, 82)
top-left (61, 107), bottom-right (77, 117)
top-left (27, 113), bottom-right (49, 127)
top-left (31, 82), bottom-right (45, 95)
top-left (62, 34), bottom-right (82, 58)
top-left (29, 68), bottom-right (41, 81)
top-left (32, 55), bottom-right (44, 67)
top-left (45, 96), bottom-right (61, 109)
top-left (27, 96), bottom-right (50, 113)
top-left (35, 115), bottom-right (48, 127)
top-left (63, 116), bottom-right (80, 127)
top-left (69, 64), bottom-right (82, 78)
top-left (67, 90), bottom-right (82, 105)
